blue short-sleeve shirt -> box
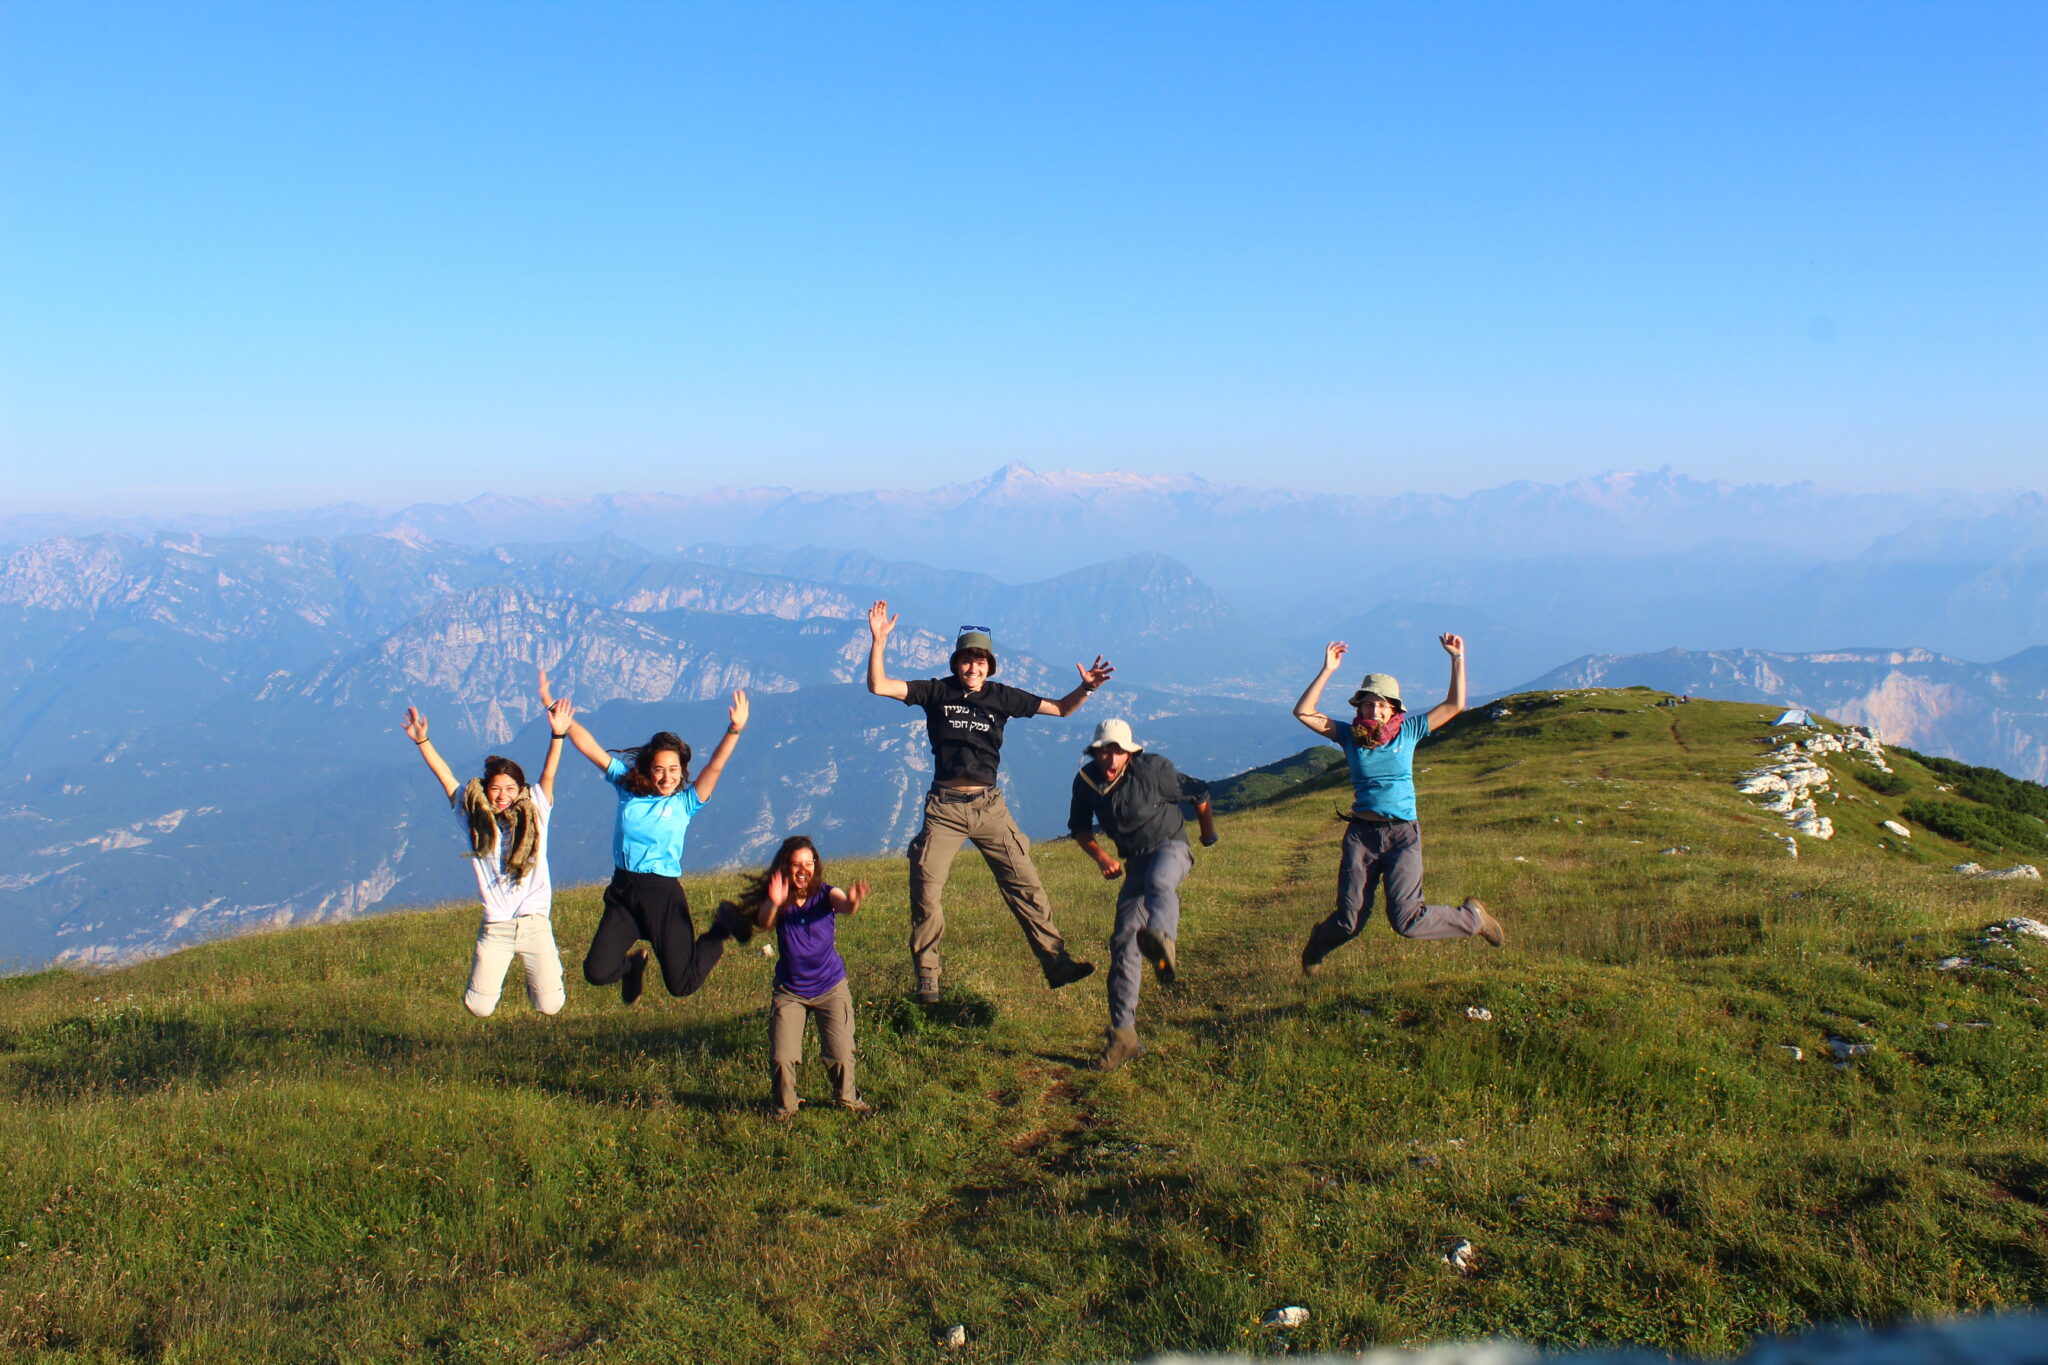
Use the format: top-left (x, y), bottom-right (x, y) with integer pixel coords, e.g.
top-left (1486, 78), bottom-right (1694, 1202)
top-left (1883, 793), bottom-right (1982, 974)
top-left (606, 757), bottom-right (706, 875)
top-left (1334, 713), bottom-right (1432, 822)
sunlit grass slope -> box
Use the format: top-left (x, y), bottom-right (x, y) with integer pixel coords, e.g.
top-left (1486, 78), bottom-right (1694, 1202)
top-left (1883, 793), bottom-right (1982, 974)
top-left (3, 689), bottom-right (2045, 1362)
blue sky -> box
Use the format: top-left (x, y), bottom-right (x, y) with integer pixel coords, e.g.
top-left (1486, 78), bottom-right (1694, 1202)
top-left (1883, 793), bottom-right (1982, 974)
top-left (2, 0), bottom-right (2042, 513)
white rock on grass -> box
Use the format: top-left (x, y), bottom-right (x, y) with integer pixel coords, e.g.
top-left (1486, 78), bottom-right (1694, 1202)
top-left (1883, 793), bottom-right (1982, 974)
top-left (1935, 957), bottom-right (1972, 971)
top-left (1261, 1306), bottom-right (1309, 1329)
top-left (1882, 820), bottom-right (1912, 839)
top-left (939, 1324), bottom-right (967, 1350)
top-left (1828, 1037), bottom-right (1874, 1062)
top-left (1465, 1007), bottom-right (1494, 1022)
top-left (2003, 918), bottom-right (2048, 940)
top-left (1441, 1239), bottom-right (1477, 1273)
top-left (1779, 1045), bottom-right (1805, 1061)
top-left (1955, 863), bottom-right (2043, 881)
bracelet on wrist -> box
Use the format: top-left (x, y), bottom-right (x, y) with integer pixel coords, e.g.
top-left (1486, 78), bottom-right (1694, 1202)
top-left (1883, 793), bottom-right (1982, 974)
top-left (547, 732), bottom-right (564, 742)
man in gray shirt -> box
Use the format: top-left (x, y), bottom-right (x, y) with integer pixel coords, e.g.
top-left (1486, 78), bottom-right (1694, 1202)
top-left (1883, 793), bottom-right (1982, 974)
top-left (1069, 718), bottom-right (1218, 1070)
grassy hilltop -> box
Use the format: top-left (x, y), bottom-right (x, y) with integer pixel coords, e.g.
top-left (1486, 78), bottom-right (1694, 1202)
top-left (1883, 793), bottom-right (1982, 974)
top-left (2, 690), bottom-right (2046, 1362)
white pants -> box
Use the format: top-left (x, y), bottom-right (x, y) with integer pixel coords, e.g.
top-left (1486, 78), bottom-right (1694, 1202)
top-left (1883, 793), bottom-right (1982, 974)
top-left (465, 915), bottom-right (567, 1017)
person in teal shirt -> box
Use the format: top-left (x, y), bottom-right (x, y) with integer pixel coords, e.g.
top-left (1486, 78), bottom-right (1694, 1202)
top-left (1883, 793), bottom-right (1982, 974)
top-left (1290, 634), bottom-right (1503, 975)
top-left (542, 669), bottom-right (753, 1006)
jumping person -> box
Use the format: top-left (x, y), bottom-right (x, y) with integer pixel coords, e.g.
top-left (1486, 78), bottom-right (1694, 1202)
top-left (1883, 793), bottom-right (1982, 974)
top-left (402, 698), bottom-right (574, 1017)
top-left (1068, 719), bottom-right (1218, 1071)
top-left (866, 601), bottom-right (1112, 1004)
top-left (739, 836), bottom-right (874, 1120)
top-left (539, 669), bottom-right (753, 1005)
top-left (1292, 635), bottom-right (1504, 976)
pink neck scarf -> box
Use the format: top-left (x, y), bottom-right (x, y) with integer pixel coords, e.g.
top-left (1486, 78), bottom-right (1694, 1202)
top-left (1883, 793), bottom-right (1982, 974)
top-left (1350, 710), bottom-right (1405, 749)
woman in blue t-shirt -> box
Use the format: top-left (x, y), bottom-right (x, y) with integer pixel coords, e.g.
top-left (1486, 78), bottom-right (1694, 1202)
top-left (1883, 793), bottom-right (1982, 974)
top-left (543, 670), bottom-right (753, 1006)
top-left (744, 836), bottom-right (872, 1120)
top-left (1290, 634), bottom-right (1504, 975)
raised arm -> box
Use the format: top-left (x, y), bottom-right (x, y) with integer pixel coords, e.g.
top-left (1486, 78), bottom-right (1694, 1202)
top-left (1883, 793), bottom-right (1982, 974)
top-left (756, 868), bottom-right (790, 931)
top-left (691, 690), bottom-right (748, 801)
top-left (1292, 642), bottom-right (1346, 739)
top-left (826, 879), bottom-right (869, 916)
top-left (866, 601), bottom-right (909, 701)
top-left (540, 666), bottom-right (613, 773)
top-left (1038, 656), bottom-right (1115, 717)
top-left (1425, 633), bottom-right (1467, 731)
top-left (402, 706), bottom-right (460, 800)
top-left (536, 699), bottom-right (573, 803)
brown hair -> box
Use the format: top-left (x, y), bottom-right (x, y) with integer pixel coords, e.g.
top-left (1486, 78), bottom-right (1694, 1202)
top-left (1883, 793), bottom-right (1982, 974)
top-left (458, 755), bottom-right (540, 884)
top-left (614, 731), bottom-right (692, 796)
top-left (950, 647), bottom-right (997, 677)
top-left (736, 835), bottom-right (824, 920)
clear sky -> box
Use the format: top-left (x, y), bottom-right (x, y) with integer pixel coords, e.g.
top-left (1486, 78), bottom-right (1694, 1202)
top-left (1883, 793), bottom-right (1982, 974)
top-left (2, 0), bottom-right (2042, 514)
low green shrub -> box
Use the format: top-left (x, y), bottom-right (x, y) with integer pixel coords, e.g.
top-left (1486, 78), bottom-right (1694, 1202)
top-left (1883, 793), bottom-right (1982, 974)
top-left (1900, 798), bottom-right (2048, 856)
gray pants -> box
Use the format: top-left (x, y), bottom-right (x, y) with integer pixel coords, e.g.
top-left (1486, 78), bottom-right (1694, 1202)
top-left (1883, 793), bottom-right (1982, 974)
top-left (1304, 819), bottom-right (1481, 964)
top-left (464, 915), bottom-right (566, 1017)
top-left (908, 787), bottom-right (1071, 982)
top-left (769, 978), bottom-right (857, 1115)
top-left (1108, 840), bottom-right (1191, 1031)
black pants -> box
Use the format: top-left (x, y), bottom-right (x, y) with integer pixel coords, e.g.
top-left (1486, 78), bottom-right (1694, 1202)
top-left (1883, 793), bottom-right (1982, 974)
top-left (583, 868), bottom-right (731, 998)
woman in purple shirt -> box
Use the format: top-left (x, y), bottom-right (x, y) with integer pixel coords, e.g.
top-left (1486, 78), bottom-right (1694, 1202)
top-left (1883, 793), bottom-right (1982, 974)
top-left (745, 836), bottom-right (873, 1120)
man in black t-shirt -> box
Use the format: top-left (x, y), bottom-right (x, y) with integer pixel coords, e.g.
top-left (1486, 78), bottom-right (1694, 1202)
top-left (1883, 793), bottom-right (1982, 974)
top-left (867, 600), bottom-right (1114, 1003)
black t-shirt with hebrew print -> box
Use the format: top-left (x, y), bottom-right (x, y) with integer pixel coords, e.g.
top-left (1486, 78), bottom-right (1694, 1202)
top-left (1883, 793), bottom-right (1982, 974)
top-left (901, 677), bottom-right (1047, 787)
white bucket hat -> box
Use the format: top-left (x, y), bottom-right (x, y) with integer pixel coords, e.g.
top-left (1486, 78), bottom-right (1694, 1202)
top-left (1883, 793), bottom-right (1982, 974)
top-left (1085, 718), bottom-right (1145, 754)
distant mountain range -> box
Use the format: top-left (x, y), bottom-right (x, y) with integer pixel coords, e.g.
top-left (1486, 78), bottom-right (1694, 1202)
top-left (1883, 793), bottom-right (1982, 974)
top-left (8, 465), bottom-right (2041, 650)
top-left (4, 465), bottom-right (2043, 970)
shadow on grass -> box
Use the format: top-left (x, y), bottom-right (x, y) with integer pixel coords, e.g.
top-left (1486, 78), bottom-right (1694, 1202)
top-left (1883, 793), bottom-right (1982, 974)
top-left (868, 988), bottom-right (998, 1037)
top-left (8, 1005), bottom-right (769, 1107)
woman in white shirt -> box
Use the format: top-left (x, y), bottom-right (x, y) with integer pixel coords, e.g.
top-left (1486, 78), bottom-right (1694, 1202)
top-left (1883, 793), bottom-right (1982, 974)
top-left (403, 697), bottom-right (575, 1016)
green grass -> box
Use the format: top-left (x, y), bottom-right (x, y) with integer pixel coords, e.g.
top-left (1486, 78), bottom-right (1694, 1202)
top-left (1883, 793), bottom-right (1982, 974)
top-left (3, 691), bottom-right (2046, 1362)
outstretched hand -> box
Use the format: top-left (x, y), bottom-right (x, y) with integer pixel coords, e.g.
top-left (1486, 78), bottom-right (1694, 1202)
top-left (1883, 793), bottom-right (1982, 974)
top-left (1077, 656), bottom-right (1115, 691)
top-left (537, 665), bottom-right (556, 707)
top-left (728, 689), bottom-right (750, 732)
top-left (547, 698), bottom-right (575, 735)
top-left (867, 600), bottom-right (898, 640)
top-left (844, 879), bottom-right (870, 914)
top-left (402, 706), bottom-right (429, 744)
top-left (1323, 641), bottom-right (1349, 672)
top-left (766, 869), bottom-right (789, 908)
top-left (1439, 632), bottom-right (1465, 658)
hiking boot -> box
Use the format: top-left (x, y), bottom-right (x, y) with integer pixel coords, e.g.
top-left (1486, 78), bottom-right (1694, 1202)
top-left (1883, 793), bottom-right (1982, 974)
top-left (1046, 957), bottom-right (1096, 990)
top-left (1095, 1028), bottom-right (1146, 1071)
top-left (1136, 929), bottom-right (1178, 985)
top-left (1300, 943), bottom-right (1323, 978)
top-left (1465, 898), bottom-right (1505, 947)
top-left (771, 1104), bottom-right (798, 1124)
top-left (711, 899), bottom-right (754, 946)
top-left (840, 1097), bottom-right (876, 1116)
top-left (914, 971), bottom-right (941, 1005)
top-left (621, 944), bottom-right (651, 1006)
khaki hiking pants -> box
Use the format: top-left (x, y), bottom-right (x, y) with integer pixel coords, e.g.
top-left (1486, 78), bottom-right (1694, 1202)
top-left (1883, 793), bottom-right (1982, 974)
top-left (464, 914), bottom-right (567, 1017)
top-left (769, 977), bottom-right (858, 1115)
top-left (907, 786), bottom-right (1070, 982)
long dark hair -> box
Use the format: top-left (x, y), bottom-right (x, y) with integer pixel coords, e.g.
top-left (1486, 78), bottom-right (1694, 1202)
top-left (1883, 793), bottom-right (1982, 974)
top-left (736, 835), bottom-right (824, 918)
top-left (613, 731), bottom-right (692, 796)
top-left (458, 755), bottom-right (540, 883)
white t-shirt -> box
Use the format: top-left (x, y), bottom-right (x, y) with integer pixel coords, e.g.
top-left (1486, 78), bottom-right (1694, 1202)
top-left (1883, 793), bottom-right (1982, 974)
top-left (456, 787), bottom-right (553, 922)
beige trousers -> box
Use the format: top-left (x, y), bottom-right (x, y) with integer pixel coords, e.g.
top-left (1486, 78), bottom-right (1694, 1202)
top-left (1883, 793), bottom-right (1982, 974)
top-left (465, 915), bottom-right (566, 1017)
top-left (770, 978), bottom-right (858, 1114)
top-left (907, 786), bottom-right (1070, 981)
